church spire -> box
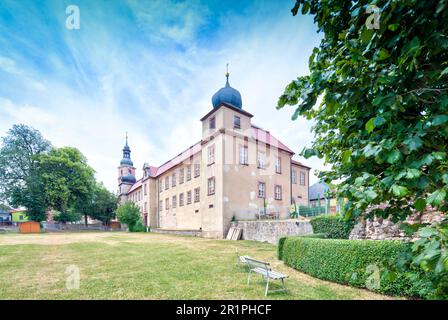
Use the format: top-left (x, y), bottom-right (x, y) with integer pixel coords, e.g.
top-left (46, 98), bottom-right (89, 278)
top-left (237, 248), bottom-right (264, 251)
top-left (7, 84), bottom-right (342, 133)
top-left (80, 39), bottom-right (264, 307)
top-left (120, 133), bottom-right (133, 166)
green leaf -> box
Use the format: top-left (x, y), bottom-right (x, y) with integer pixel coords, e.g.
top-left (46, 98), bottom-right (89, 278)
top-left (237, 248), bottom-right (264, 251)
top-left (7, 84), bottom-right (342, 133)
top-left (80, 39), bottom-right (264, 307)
top-left (432, 115), bottom-right (448, 126)
top-left (427, 189), bottom-right (446, 206)
top-left (388, 24), bottom-right (399, 31)
top-left (365, 190), bottom-right (378, 201)
top-left (414, 198), bottom-right (426, 211)
top-left (365, 118), bottom-right (375, 133)
top-left (404, 135), bottom-right (423, 152)
top-left (391, 184), bottom-right (408, 197)
top-left (376, 48), bottom-right (390, 61)
top-left (386, 149), bottom-right (401, 164)
top-left (341, 150), bottom-right (352, 164)
top-left (406, 169), bottom-right (421, 179)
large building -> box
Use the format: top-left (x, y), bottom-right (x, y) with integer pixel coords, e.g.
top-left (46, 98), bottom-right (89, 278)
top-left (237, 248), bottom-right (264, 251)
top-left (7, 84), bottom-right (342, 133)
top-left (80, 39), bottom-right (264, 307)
top-left (117, 73), bottom-right (310, 238)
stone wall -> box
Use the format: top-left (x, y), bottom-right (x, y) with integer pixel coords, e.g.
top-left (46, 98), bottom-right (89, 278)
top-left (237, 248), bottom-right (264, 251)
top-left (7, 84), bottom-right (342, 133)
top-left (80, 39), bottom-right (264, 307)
top-left (231, 219), bottom-right (313, 244)
top-left (350, 209), bottom-right (445, 240)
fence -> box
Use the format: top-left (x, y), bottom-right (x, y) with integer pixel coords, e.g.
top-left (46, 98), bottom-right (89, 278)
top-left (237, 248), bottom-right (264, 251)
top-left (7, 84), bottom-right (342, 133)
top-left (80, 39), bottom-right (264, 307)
top-left (296, 205), bottom-right (329, 217)
top-left (44, 223), bottom-right (125, 232)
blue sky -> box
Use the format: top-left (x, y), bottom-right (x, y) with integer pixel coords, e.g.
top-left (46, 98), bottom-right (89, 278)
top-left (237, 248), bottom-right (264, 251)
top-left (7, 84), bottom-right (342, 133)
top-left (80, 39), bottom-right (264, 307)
top-left (0, 0), bottom-right (324, 192)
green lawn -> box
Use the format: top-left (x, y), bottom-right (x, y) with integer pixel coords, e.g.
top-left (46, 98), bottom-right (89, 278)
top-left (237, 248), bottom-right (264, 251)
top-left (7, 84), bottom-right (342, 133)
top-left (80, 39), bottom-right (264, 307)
top-left (0, 232), bottom-right (396, 299)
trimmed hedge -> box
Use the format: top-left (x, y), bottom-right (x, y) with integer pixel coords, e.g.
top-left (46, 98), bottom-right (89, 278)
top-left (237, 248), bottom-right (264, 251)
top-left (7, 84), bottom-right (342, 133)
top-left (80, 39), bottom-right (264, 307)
top-left (278, 236), bottom-right (424, 297)
top-left (310, 215), bottom-right (355, 239)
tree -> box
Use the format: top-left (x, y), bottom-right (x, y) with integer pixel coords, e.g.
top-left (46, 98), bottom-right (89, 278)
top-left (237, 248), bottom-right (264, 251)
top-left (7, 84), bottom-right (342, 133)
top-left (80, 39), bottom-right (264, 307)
top-left (83, 183), bottom-right (118, 225)
top-left (52, 208), bottom-right (82, 224)
top-left (36, 147), bottom-right (95, 218)
top-left (116, 202), bottom-right (144, 232)
top-left (0, 124), bottom-right (51, 221)
top-left (278, 1), bottom-right (447, 297)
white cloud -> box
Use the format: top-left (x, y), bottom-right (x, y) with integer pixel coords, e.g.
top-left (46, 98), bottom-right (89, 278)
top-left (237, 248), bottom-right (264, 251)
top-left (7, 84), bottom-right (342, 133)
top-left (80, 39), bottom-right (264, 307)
top-left (0, 1), bottom-right (327, 193)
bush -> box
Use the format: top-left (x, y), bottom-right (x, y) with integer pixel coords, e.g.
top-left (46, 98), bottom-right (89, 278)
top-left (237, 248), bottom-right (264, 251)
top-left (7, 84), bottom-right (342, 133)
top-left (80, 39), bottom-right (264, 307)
top-left (278, 237), bottom-right (428, 297)
top-left (310, 215), bottom-right (355, 239)
top-left (117, 202), bottom-right (144, 232)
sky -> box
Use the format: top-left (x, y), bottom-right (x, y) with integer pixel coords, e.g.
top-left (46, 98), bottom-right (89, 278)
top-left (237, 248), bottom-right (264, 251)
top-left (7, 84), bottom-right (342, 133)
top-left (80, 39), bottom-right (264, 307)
top-left (0, 0), bottom-right (326, 192)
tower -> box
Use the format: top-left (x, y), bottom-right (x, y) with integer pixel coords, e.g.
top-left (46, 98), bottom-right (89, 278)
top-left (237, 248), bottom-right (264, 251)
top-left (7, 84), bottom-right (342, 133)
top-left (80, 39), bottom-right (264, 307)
top-left (118, 133), bottom-right (136, 200)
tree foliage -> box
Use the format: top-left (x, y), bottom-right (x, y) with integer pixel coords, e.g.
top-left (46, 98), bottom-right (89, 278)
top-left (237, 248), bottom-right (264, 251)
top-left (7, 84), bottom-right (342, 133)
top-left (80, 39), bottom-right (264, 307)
top-left (116, 202), bottom-right (144, 232)
top-left (36, 147), bottom-right (96, 216)
top-left (84, 183), bottom-right (118, 225)
top-left (0, 124), bottom-right (51, 221)
top-left (278, 0), bottom-right (448, 298)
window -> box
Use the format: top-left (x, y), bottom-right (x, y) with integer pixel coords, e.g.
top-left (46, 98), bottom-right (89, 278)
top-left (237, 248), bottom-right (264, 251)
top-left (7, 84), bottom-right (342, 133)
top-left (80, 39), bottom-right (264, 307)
top-left (194, 163), bottom-right (200, 177)
top-left (209, 116), bottom-right (216, 130)
top-left (300, 172), bottom-right (306, 185)
top-left (144, 184), bottom-right (147, 195)
top-left (179, 193), bottom-right (184, 206)
top-left (292, 170), bottom-right (297, 184)
top-left (274, 185), bottom-right (282, 200)
top-left (258, 182), bottom-right (266, 198)
top-left (208, 145), bottom-right (215, 165)
top-left (299, 171), bottom-right (306, 185)
top-left (159, 180), bottom-right (162, 192)
top-left (159, 200), bottom-right (163, 211)
top-left (233, 115), bottom-right (241, 129)
top-left (172, 195), bottom-right (177, 208)
top-left (275, 157), bottom-right (281, 173)
top-left (165, 177), bottom-right (169, 190)
top-left (239, 146), bottom-right (248, 165)
top-left (194, 187), bottom-right (200, 202)
top-left (165, 198), bottom-right (169, 210)
top-left (208, 177), bottom-right (215, 195)
top-left (257, 151), bottom-right (266, 169)
top-left (187, 190), bottom-right (192, 204)
top-left (144, 202), bottom-right (147, 213)
top-left (179, 168), bottom-right (184, 184)
top-left (172, 173), bottom-right (176, 187)
top-left (187, 165), bottom-right (192, 181)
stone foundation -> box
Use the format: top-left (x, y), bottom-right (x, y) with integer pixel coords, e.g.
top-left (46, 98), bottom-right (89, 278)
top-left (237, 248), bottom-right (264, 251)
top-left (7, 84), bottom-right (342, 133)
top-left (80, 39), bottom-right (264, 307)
top-left (349, 209), bottom-right (445, 240)
top-left (151, 228), bottom-right (202, 237)
top-left (231, 219), bottom-right (313, 244)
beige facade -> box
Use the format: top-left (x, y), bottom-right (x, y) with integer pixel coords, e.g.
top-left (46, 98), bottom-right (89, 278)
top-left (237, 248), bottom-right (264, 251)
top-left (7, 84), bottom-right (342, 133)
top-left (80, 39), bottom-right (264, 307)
top-left (117, 81), bottom-right (310, 238)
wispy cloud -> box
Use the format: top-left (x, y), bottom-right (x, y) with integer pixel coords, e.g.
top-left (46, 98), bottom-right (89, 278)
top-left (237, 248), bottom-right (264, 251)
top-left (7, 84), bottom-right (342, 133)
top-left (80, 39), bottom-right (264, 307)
top-left (0, 0), bottom-right (325, 192)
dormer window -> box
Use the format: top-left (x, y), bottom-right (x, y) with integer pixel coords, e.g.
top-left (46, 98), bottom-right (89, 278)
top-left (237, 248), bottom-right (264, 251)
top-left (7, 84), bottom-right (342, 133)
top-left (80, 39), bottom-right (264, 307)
top-left (209, 116), bottom-right (216, 130)
top-left (233, 115), bottom-right (241, 129)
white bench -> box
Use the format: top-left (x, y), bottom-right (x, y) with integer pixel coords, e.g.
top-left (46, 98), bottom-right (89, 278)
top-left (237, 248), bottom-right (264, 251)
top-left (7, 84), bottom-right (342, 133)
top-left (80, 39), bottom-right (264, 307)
top-left (245, 257), bottom-right (288, 296)
top-left (235, 248), bottom-right (251, 269)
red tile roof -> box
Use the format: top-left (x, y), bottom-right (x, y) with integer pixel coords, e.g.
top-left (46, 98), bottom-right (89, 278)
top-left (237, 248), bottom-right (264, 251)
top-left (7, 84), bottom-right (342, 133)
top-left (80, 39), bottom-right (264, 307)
top-left (126, 125), bottom-right (296, 194)
top-left (251, 125), bottom-right (294, 154)
top-left (127, 178), bottom-right (142, 193)
top-left (292, 159), bottom-right (311, 169)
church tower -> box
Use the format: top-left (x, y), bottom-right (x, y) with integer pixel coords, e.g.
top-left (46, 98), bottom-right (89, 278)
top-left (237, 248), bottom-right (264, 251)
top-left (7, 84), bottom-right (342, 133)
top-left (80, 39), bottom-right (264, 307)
top-left (118, 133), bottom-right (136, 201)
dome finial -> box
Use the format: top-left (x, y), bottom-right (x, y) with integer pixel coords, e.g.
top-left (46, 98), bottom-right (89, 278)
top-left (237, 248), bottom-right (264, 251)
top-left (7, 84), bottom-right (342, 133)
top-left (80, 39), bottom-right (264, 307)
top-left (125, 131), bottom-right (128, 146)
top-left (225, 63), bottom-right (230, 86)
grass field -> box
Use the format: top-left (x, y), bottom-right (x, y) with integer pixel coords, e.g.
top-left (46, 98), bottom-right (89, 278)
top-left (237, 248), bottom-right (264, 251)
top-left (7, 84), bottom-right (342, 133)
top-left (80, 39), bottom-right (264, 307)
top-left (0, 232), bottom-right (397, 300)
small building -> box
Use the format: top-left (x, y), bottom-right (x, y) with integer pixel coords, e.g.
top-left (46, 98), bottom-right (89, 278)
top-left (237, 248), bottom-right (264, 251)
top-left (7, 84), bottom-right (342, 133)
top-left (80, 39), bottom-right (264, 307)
top-left (0, 209), bottom-right (11, 222)
top-left (11, 209), bottom-right (29, 223)
top-left (309, 182), bottom-right (340, 214)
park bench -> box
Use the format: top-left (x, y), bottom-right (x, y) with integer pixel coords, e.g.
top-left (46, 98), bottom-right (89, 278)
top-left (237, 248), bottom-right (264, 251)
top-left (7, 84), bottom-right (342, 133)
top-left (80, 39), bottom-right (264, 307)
top-left (245, 257), bottom-right (288, 296)
top-left (235, 248), bottom-right (251, 270)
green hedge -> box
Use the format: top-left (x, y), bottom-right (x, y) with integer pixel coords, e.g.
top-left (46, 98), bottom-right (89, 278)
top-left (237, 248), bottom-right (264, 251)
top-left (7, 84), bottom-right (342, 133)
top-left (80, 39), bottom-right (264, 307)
top-left (310, 215), bottom-right (355, 239)
top-left (278, 237), bottom-right (425, 297)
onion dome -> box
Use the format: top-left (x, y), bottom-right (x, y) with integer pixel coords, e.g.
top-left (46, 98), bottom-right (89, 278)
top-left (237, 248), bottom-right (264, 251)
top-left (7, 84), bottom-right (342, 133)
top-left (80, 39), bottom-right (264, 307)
top-left (211, 72), bottom-right (242, 109)
top-left (120, 134), bottom-right (134, 166)
top-left (121, 173), bottom-right (136, 184)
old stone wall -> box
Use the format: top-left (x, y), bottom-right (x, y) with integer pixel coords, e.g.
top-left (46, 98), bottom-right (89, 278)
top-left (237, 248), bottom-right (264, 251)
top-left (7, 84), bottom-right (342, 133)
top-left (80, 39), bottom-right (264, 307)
top-left (350, 209), bottom-right (445, 240)
top-left (232, 219), bottom-right (313, 244)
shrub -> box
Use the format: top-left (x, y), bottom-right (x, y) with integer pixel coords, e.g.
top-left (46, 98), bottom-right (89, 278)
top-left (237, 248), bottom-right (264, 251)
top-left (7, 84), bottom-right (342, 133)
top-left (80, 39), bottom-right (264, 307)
top-left (278, 237), bottom-right (428, 297)
top-left (310, 215), bottom-right (355, 239)
top-left (299, 233), bottom-right (327, 239)
top-left (117, 202), bottom-right (144, 232)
